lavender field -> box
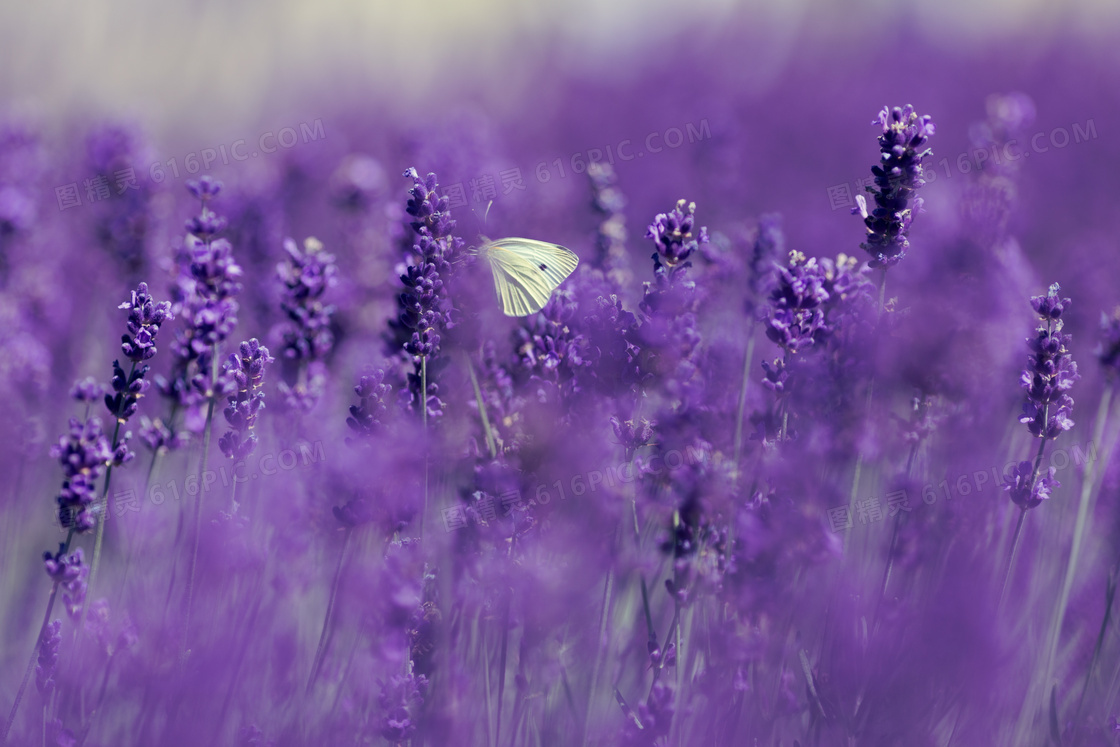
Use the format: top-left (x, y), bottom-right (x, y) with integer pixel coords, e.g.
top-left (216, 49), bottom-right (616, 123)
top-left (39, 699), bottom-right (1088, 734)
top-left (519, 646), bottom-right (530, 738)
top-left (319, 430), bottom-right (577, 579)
top-left (3, 2), bottom-right (1120, 745)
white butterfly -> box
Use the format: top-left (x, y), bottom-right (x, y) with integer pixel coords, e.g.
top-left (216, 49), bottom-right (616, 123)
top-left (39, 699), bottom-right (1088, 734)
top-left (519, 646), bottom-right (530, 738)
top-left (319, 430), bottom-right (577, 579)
top-left (477, 237), bottom-right (579, 317)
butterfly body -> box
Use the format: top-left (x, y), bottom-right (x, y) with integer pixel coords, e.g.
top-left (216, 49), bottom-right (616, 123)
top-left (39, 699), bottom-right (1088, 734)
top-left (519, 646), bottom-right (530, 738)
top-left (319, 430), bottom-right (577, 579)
top-left (477, 237), bottom-right (579, 317)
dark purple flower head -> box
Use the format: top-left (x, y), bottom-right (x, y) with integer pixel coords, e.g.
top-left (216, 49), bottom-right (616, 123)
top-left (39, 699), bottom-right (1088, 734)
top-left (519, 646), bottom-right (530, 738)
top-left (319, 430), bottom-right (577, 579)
top-left (1097, 307), bottom-right (1120, 383)
top-left (646, 199), bottom-right (709, 267)
top-left (853, 104), bottom-right (935, 269)
top-left (50, 418), bottom-right (111, 532)
top-left (218, 339), bottom-right (273, 461)
top-left (1018, 283), bottom-right (1079, 439)
top-left (42, 546), bottom-right (88, 622)
top-left (1031, 283), bottom-right (1071, 320)
top-left (403, 167), bottom-right (457, 240)
top-left (764, 251), bottom-right (830, 354)
top-left (119, 282), bottom-right (172, 362)
top-left (392, 168), bottom-right (464, 419)
top-left (104, 359), bottom-right (149, 425)
top-left (346, 369), bottom-right (393, 442)
top-left (1002, 461), bottom-right (1059, 510)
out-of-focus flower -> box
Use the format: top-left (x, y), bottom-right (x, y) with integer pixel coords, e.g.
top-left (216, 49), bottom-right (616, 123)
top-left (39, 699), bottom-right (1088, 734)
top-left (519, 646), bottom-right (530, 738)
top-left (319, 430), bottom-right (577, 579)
top-left (275, 236), bottom-right (337, 411)
top-left (159, 179), bottom-right (242, 434)
top-left (1096, 307), bottom-right (1120, 384)
top-left (1018, 283), bottom-right (1078, 439)
top-left (329, 154), bottom-right (387, 211)
top-left (218, 339), bottom-right (273, 461)
top-left (345, 369), bottom-right (392, 443)
top-left (376, 671), bottom-right (429, 742)
top-left (33, 619), bottom-right (61, 697)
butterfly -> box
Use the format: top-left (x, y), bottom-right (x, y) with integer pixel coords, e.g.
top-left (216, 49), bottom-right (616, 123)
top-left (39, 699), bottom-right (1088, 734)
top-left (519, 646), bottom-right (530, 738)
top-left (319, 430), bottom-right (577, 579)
top-left (477, 237), bottom-right (579, 317)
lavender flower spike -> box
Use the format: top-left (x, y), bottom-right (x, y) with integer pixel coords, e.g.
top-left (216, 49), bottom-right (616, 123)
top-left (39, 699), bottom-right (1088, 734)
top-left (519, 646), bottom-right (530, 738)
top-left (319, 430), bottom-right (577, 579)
top-left (276, 236), bottom-right (337, 411)
top-left (51, 418), bottom-right (112, 532)
top-left (853, 104), bottom-right (936, 269)
top-left (1019, 283), bottom-right (1079, 439)
top-left (218, 339), bottom-right (274, 461)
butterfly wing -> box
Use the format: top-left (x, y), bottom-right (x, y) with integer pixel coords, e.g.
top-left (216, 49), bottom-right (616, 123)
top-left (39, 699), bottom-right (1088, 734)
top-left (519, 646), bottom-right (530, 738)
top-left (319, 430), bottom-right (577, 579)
top-left (483, 239), bottom-right (579, 317)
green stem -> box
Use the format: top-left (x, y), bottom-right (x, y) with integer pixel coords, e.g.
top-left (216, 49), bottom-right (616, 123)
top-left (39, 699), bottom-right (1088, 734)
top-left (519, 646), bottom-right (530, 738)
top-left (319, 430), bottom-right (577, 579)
top-left (78, 360), bottom-right (136, 645)
top-left (467, 354), bottom-right (498, 459)
top-left (998, 508), bottom-right (1028, 615)
top-left (307, 528), bottom-right (351, 693)
top-left (183, 345), bottom-right (220, 661)
top-left (581, 570), bottom-right (613, 747)
top-left (3, 527), bottom-right (73, 745)
top-left (732, 328), bottom-right (756, 482)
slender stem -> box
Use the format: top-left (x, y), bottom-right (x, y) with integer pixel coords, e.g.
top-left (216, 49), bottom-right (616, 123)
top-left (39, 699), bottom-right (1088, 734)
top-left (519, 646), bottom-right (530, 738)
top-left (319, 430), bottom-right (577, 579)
top-left (732, 328), bottom-right (756, 481)
top-left (78, 358), bottom-right (135, 646)
top-left (467, 354), bottom-right (498, 459)
top-left (118, 447), bottom-right (164, 610)
top-left (307, 527), bottom-right (351, 693)
top-left (998, 508), bottom-right (1028, 614)
top-left (581, 570), bottom-right (613, 747)
top-left (421, 355), bottom-right (428, 431)
top-left (421, 355), bottom-right (429, 543)
top-left (873, 441), bottom-right (920, 630)
top-left (183, 345), bottom-right (220, 660)
top-left (3, 524), bottom-right (71, 747)
top-left (495, 589), bottom-right (511, 747)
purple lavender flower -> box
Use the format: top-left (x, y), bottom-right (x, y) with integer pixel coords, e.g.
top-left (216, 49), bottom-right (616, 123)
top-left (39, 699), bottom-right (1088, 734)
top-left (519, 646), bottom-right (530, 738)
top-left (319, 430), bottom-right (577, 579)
top-left (160, 180), bottom-right (242, 431)
top-left (275, 236), bottom-right (337, 411)
top-left (218, 339), bottom-right (273, 461)
top-left (1002, 461), bottom-right (1059, 510)
top-left (1018, 283), bottom-right (1079, 439)
top-left (511, 289), bottom-right (591, 409)
top-left (645, 198), bottom-right (708, 284)
top-left (764, 251), bottom-right (829, 354)
top-left (50, 418), bottom-right (112, 532)
top-left (43, 547), bottom-right (87, 619)
top-left (390, 168), bottom-right (464, 420)
top-left (137, 415), bottom-right (188, 453)
top-left (853, 105), bottom-right (935, 269)
top-left (345, 369), bottom-right (392, 442)
top-left (69, 377), bottom-right (105, 404)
